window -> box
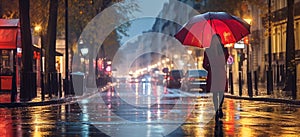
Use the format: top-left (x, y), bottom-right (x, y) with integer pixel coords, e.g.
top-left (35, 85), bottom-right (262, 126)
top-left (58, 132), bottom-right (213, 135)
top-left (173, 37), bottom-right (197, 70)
top-left (272, 30), bottom-right (276, 53)
top-left (282, 28), bottom-right (286, 52)
top-left (296, 22), bottom-right (300, 50)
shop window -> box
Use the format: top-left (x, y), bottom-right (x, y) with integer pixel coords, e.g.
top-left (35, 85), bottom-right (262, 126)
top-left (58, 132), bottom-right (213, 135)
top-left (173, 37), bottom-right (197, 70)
top-left (0, 50), bottom-right (13, 75)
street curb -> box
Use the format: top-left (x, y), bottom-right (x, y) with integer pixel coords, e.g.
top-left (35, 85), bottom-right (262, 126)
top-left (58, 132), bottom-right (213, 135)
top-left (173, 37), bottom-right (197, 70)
top-left (0, 93), bottom-right (99, 108)
top-left (224, 94), bottom-right (300, 105)
top-left (0, 89), bottom-right (101, 108)
top-left (0, 97), bottom-right (75, 108)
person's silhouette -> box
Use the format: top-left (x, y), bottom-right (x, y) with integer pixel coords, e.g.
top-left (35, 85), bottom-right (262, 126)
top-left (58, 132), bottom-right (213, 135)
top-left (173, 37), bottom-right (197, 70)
top-left (203, 34), bottom-right (229, 121)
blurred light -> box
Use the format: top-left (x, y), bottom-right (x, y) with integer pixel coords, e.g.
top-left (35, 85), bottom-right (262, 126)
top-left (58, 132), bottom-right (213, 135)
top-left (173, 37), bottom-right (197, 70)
top-left (243, 18), bottom-right (252, 24)
top-left (79, 39), bottom-right (84, 44)
top-left (142, 78), bottom-right (146, 82)
top-left (80, 47), bottom-right (88, 56)
top-left (225, 43), bottom-right (234, 47)
top-left (166, 58), bottom-right (170, 62)
top-left (187, 50), bottom-right (193, 55)
top-left (173, 54), bottom-right (178, 59)
top-left (243, 36), bottom-right (249, 44)
top-left (80, 58), bottom-right (85, 63)
top-left (34, 25), bottom-right (42, 33)
top-left (106, 66), bottom-right (111, 72)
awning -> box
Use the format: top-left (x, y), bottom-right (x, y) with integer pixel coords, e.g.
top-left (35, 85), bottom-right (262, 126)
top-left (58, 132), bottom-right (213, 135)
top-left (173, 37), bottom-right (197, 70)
top-left (0, 19), bottom-right (20, 49)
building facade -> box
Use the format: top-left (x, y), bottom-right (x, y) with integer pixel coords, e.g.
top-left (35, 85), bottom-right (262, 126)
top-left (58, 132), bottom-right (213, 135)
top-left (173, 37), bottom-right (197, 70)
top-left (260, 0), bottom-right (300, 85)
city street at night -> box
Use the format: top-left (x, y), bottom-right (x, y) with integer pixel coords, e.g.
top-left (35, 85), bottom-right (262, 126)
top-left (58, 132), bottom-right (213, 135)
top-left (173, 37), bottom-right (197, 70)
top-left (1, 83), bottom-right (300, 137)
top-left (1, 0), bottom-right (300, 136)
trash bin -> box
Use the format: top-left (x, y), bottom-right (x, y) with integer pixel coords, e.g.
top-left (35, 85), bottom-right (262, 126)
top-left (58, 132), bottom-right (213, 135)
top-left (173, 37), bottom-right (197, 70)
top-left (71, 72), bottom-right (85, 96)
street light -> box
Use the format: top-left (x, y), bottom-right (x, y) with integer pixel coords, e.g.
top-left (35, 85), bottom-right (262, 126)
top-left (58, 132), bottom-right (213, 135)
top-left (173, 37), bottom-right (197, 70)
top-left (244, 18), bottom-right (253, 97)
top-left (34, 25), bottom-right (45, 100)
top-left (79, 39), bottom-right (89, 74)
top-left (34, 25), bottom-right (41, 33)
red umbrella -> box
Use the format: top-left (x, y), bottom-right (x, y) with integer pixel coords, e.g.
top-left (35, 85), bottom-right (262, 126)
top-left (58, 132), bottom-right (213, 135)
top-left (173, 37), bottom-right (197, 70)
top-left (175, 12), bottom-right (250, 48)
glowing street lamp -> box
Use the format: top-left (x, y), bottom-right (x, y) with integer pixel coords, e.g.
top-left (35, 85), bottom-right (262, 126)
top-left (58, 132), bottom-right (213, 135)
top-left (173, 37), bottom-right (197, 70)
top-left (34, 25), bottom-right (42, 33)
top-left (78, 39), bottom-right (89, 75)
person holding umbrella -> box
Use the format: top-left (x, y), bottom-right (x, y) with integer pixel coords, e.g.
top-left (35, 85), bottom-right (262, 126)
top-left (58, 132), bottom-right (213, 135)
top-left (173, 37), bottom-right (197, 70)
top-left (174, 11), bottom-right (250, 121)
top-left (203, 34), bottom-right (229, 121)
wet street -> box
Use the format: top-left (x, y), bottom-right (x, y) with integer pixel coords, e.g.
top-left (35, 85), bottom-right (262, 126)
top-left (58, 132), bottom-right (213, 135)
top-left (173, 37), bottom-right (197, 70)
top-left (0, 83), bottom-right (300, 137)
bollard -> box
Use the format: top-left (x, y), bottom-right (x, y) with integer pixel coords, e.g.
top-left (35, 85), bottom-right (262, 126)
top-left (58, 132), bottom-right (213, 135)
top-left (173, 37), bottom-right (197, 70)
top-left (229, 70), bottom-right (234, 95)
top-left (52, 72), bottom-right (58, 96)
top-left (32, 72), bottom-right (37, 98)
top-left (267, 70), bottom-right (273, 95)
top-left (247, 72), bottom-right (253, 98)
top-left (254, 70), bottom-right (258, 96)
top-left (48, 73), bottom-right (52, 98)
top-left (292, 70), bottom-right (297, 100)
top-left (58, 73), bottom-right (62, 98)
top-left (239, 71), bottom-right (242, 96)
top-left (276, 64), bottom-right (280, 85)
top-left (11, 72), bottom-right (17, 102)
top-left (41, 72), bottom-right (45, 101)
top-left (20, 72), bottom-right (35, 101)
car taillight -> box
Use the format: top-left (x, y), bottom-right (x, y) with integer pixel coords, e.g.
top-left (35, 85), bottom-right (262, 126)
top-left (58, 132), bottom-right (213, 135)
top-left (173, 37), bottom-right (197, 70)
top-left (189, 77), bottom-right (195, 81)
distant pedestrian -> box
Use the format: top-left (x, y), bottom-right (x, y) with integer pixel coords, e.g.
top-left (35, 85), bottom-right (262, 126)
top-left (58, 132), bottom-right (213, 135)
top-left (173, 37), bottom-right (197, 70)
top-left (203, 34), bottom-right (229, 121)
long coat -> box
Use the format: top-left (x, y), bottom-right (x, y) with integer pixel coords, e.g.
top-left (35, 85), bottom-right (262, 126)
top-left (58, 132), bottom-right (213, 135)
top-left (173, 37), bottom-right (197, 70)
top-left (203, 48), bottom-right (229, 92)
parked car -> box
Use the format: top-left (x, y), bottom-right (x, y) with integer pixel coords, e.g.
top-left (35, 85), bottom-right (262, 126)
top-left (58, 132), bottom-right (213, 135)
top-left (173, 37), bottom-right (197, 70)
top-left (181, 69), bottom-right (208, 92)
top-left (138, 74), bottom-right (151, 83)
top-left (167, 69), bottom-right (183, 88)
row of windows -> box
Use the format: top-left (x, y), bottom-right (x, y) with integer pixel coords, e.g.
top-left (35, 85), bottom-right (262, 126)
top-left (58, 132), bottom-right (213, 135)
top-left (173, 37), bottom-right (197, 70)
top-left (265, 20), bottom-right (300, 54)
top-left (272, 0), bottom-right (300, 11)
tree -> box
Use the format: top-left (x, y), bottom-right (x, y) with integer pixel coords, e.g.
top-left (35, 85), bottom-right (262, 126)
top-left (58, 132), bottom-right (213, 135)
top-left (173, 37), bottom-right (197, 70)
top-left (44, 0), bottom-right (59, 96)
top-left (195, 0), bottom-right (248, 17)
top-left (283, 0), bottom-right (296, 98)
top-left (19, 0), bottom-right (35, 101)
top-left (69, 0), bottom-right (139, 88)
top-left (1, 0), bottom-right (19, 19)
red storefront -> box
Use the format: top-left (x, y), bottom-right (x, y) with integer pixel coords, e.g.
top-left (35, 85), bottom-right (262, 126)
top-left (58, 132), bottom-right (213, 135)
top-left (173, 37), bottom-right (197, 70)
top-left (0, 19), bottom-right (20, 91)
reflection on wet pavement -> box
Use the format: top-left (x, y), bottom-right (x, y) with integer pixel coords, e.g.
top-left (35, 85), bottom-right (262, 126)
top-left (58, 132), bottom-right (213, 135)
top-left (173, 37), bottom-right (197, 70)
top-left (0, 83), bottom-right (299, 136)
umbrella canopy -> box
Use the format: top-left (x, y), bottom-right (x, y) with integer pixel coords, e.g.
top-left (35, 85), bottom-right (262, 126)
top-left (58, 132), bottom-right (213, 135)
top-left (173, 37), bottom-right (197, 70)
top-left (174, 12), bottom-right (250, 48)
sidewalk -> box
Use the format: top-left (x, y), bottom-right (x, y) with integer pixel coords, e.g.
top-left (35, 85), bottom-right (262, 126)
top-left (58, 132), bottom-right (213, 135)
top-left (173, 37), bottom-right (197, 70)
top-left (0, 87), bottom-right (100, 108)
top-left (224, 83), bottom-right (300, 105)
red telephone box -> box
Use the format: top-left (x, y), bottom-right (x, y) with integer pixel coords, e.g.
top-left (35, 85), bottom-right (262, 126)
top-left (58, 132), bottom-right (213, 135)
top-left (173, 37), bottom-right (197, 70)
top-left (0, 19), bottom-right (19, 91)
